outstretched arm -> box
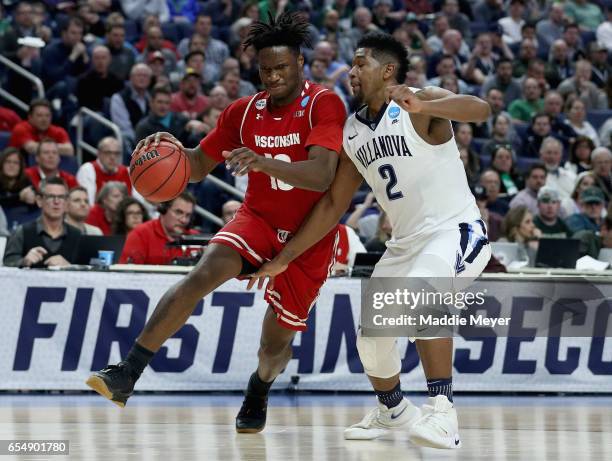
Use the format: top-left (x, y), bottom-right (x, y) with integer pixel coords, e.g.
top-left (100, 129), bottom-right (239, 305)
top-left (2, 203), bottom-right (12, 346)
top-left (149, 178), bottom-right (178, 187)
top-left (248, 150), bottom-right (363, 289)
top-left (387, 85), bottom-right (491, 123)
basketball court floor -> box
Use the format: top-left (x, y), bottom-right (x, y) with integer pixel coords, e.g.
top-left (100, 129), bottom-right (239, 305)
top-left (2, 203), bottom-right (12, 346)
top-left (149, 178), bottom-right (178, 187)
top-left (1, 393), bottom-right (610, 460)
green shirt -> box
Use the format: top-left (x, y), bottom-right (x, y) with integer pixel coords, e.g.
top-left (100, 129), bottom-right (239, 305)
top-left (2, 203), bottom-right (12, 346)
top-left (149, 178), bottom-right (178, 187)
top-left (534, 215), bottom-right (570, 239)
top-left (564, 1), bottom-right (604, 31)
top-left (508, 99), bottom-right (544, 122)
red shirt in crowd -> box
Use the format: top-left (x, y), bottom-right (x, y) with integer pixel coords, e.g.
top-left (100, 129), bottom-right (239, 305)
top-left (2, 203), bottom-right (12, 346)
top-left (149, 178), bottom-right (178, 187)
top-left (170, 92), bottom-right (209, 119)
top-left (119, 218), bottom-right (198, 265)
top-left (25, 166), bottom-right (79, 190)
top-left (9, 120), bottom-right (70, 149)
top-left (86, 204), bottom-right (113, 235)
top-left (0, 107), bottom-right (21, 131)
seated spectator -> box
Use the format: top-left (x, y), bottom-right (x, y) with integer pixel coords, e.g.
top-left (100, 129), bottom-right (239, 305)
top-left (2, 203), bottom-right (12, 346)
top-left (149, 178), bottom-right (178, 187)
top-left (462, 32), bottom-right (497, 85)
top-left (76, 137), bottom-right (131, 205)
top-left (427, 29), bottom-right (468, 79)
top-left (565, 136), bottom-right (595, 175)
top-left (147, 50), bottom-right (171, 89)
top-left (105, 22), bottom-right (136, 82)
top-left (121, 1), bottom-right (170, 23)
top-left (509, 163), bottom-right (547, 215)
top-left (588, 42), bottom-right (610, 89)
top-left (490, 145), bottom-right (523, 196)
top-left (599, 6), bottom-right (612, 53)
top-left (40, 17), bottom-right (89, 89)
top-left (558, 60), bottom-right (609, 110)
top-left (365, 211), bottom-right (392, 253)
top-left (508, 77), bottom-right (544, 123)
top-left (0, 147), bottom-right (36, 212)
top-left (186, 106), bottom-right (223, 146)
top-left (177, 14), bottom-right (230, 78)
top-left (135, 86), bottom-right (192, 146)
top-left (221, 200), bottom-right (241, 224)
top-left (9, 99), bottom-right (74, 156)
top-left (480, 169), bottom-right (510, 216)
top-left (534, 187), bottom-right (571, 238)
top-left (591, 147), bottom-right (612, 201)
top-left (110, 64), bottom-right (152, 151)
top-left (64, 186), bottom-right (103, 235)
top-left (498, 0), bottom-right (526, 45)
top-left (208, 85), bottom-right (231, 112)
top-left (473, 88), bottom-right (515, 139)
top-left (25, 140), bottom-right (78, 191)
top-left (137, 26), bottom-right (177, 75)
top-left (112, 197), bottom-right (150, 236)
top-left (77, 1), bottom-right (106, 38)
top-left (544, 39), bottom-right (574, 89)
top-left (177, 36), bottom-right (221, 88)
top-left (170, 69), bottom-right (209, 120)
top-left (481, 114), bottom-right (518, 157)
top-left (473, 0), bottom-right (505, 25)
top-left (345, 192), bottom-right (378, 241)
top-left (119, 192), bottom-right (198, 264)
top-left (562, 23), bottom-right (584, 61)
top-left (0, 106), bottom-right (21, 131)
top-left (220, 57), bottom-right (258, 97)
top-left (75, 45), bottom-right (124, 113)
top-left (511, 39), bottom-right (538, 79)
top-left (481, 58), bottom-right (523, 108)
top-left (473, 184), bottom-right (503, 242)
top-left (543, 90), bottom-right (578, 149)
top-left (521, 113), bottom-right (557, 158)
top-left (539, 137), bottom-right (576, 199)
top-left (562, 171), bottom-right (597, 217)
top-left (499, 205), bottom-right (541, 265)
top-left (3, 177), bottom-right (81, 268)
top-left (564, 0), bottom-right (604, 32)
top-left (600, 118), bottom-right (612, 148)
top-left (86, 181), bottom-right (128, 235)
top-left (566, 186), bottom-right (606, 234)
top-left (441, 0), bottom-right (471, 42)
top-left (536, 3), bottom-right (566, 48)
top-left (426, 55), bottom-right (470, 93)
top-left (332, 223), bottom-right (367, 276)
top-left (564, 98), bottom-right (601, 146)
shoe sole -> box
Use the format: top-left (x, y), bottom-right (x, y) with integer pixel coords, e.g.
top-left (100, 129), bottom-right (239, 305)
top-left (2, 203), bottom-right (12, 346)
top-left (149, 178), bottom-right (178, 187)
top-left (409, 433), bottom-right (462, 449)
top-left (85, 375), bottom-right (126, 408)
top-left (236, 426), bottom-right (265, 434)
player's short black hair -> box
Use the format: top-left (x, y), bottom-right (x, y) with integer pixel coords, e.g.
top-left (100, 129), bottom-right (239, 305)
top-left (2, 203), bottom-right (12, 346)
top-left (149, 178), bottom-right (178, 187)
top-left (243, 11), bottom-right (311, 54)
top-left (356, 32), bottom-right (409, 84)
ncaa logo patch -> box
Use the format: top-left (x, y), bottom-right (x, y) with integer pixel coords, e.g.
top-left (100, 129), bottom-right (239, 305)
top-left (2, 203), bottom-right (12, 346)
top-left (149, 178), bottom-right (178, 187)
top-left (300, 95), bottom-right (310, 108)
top-left (255, 99), bottom-right (267, 110)
top-left (388, 106), bottom-right (400, 119)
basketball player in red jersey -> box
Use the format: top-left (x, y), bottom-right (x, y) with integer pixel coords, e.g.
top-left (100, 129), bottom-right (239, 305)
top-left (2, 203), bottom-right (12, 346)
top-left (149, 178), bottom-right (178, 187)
top-left (86, 12), bottom-right (346, 433)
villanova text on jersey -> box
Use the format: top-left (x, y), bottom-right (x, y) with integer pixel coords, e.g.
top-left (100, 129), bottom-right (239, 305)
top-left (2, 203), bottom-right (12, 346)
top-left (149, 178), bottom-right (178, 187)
top-left (354, 135), bottom-right (413, 169)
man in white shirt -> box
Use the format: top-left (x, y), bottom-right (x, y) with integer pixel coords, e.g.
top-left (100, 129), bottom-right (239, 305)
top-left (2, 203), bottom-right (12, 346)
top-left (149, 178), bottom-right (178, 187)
top-left (498, 0), bottom-right (526, 45)
top-left (540, 137), bottom-right (576, 199)
top-left (597, 6), bottom-right (612, 52)
top-left (76, 137), bottom-right (131, 205)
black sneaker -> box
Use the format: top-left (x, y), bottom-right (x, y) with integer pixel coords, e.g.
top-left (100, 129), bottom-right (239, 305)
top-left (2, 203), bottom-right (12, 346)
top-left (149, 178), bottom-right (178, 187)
top-left (236, 394), bottom-right (268, 433)
top-left (85, 362), bottom-right (136, 408)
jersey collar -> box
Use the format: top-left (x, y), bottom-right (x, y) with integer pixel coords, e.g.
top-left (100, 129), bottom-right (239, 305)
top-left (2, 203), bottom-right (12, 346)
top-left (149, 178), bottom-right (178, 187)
top-left (355, 102), bottom-right (388, 132)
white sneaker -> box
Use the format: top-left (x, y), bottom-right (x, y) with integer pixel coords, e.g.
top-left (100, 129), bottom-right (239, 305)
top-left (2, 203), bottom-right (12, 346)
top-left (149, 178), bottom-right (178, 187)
top-left (344, 397), bottom-right (421, 440)
top-left (409, 395), bottom-right (461, 449)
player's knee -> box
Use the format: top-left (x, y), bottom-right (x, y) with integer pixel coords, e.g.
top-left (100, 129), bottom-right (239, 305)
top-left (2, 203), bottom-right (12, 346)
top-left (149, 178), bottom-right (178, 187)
top-left (258, 339), bottom-right (292, 362)
top-left (356, 333), bottom-right (401, 378)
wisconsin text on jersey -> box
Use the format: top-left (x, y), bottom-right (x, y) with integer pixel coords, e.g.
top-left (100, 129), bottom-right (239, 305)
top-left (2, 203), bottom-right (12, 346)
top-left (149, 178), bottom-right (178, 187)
top-left (353, 135), bottom-right (413, 169)
top-left (254, 133), bottom-right (301, 148)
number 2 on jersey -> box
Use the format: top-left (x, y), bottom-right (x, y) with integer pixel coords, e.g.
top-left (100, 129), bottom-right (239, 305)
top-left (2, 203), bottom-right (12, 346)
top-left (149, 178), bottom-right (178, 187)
top-left (378, 164), bottom-right (403, 200)
top-left (264, 153), bottom-right (294, 191)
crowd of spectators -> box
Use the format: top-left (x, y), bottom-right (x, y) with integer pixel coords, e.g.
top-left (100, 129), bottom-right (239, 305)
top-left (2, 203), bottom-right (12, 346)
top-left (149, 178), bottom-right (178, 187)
top-left (0, 0), bottom-right (610, 269)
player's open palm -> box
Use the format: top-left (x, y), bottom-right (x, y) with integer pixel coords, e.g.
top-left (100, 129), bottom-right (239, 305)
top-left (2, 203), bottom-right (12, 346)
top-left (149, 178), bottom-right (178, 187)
top-left (386, 85), bottom-right (423, 113)
top-left (247, 257), bottom-right (289, 291)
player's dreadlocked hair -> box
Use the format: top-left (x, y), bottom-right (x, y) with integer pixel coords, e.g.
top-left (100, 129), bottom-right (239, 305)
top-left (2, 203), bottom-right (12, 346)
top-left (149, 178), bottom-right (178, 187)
top-left (357, 32), bottom-right (409, 84)
top-left (243, 11), bottom-right (312, 54)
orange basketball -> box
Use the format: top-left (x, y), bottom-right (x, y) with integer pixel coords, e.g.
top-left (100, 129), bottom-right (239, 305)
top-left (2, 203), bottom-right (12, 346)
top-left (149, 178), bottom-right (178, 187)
top-left (129, 140), bottom-right (191, 203)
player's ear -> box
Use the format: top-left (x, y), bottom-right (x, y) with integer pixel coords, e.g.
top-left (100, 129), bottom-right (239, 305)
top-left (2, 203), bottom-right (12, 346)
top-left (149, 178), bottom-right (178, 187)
top-left (297, 53), bottom-right (304, 68)
top-left (383, 62), bottom-right (396, 81)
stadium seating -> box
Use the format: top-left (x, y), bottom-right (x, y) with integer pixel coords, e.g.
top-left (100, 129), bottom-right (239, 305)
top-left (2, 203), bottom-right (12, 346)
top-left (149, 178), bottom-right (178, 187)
top-left (587, 110), bottom-right (612, 131)
top-left (0, 131), bottom-right (10, 150)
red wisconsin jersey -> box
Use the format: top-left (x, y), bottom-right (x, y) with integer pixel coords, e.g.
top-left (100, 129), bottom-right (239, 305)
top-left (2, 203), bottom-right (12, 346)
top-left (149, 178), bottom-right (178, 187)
top-left (200, 81), bottom-right (346, 232)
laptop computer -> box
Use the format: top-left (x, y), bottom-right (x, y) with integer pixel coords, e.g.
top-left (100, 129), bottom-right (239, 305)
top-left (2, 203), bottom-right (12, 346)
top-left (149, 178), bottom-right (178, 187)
top-left (351, 252), bottom-right (383, 277)
top-left (535, 238), bottom-right (580, 269)
top-left (490, 242), bottom-right (521, 266)
top-left (75, 235), bottom-right (126, 265)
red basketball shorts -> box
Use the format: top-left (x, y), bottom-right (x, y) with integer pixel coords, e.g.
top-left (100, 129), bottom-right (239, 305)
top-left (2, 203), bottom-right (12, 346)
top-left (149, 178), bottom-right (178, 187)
top-left (209, 207), bottom-right (339, 331)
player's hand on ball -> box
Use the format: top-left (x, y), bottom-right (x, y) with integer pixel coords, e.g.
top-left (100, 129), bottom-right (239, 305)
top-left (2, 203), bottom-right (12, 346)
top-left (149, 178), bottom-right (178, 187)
top-left (246, 258), bottom-right (289, 291)
top-left (386, 85), bottom-right (423, 113)
top-left (222, 147), bottom-right (263, 176)
top-left (133, 132), bottom-right (184, 158)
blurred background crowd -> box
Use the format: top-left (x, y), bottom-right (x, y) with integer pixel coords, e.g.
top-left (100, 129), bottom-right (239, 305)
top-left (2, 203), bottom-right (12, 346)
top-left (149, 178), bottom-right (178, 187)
top-left (0, 0), bottom-right (611, 269)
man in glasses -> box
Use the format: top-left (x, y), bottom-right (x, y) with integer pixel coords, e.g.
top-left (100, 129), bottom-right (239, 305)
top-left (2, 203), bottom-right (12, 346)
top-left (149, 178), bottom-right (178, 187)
top-left (3, 177), bottom-right (81, 267)
top-left (76, 137), bottom-right (132, 205)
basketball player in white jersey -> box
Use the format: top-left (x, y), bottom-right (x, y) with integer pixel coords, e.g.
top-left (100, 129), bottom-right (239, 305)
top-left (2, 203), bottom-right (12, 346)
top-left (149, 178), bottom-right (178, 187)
top-left (248, 32), bottom-right (491, 448)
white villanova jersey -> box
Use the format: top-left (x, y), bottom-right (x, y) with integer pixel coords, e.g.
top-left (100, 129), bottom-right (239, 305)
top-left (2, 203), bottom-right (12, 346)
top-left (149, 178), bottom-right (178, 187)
top-left (343, 94), bottom-right (480, 247)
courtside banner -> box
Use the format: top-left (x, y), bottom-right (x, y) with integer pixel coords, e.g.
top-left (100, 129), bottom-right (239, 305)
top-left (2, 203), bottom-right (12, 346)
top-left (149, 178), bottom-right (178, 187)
top-left (0, 267), bottom-right (611, 392)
